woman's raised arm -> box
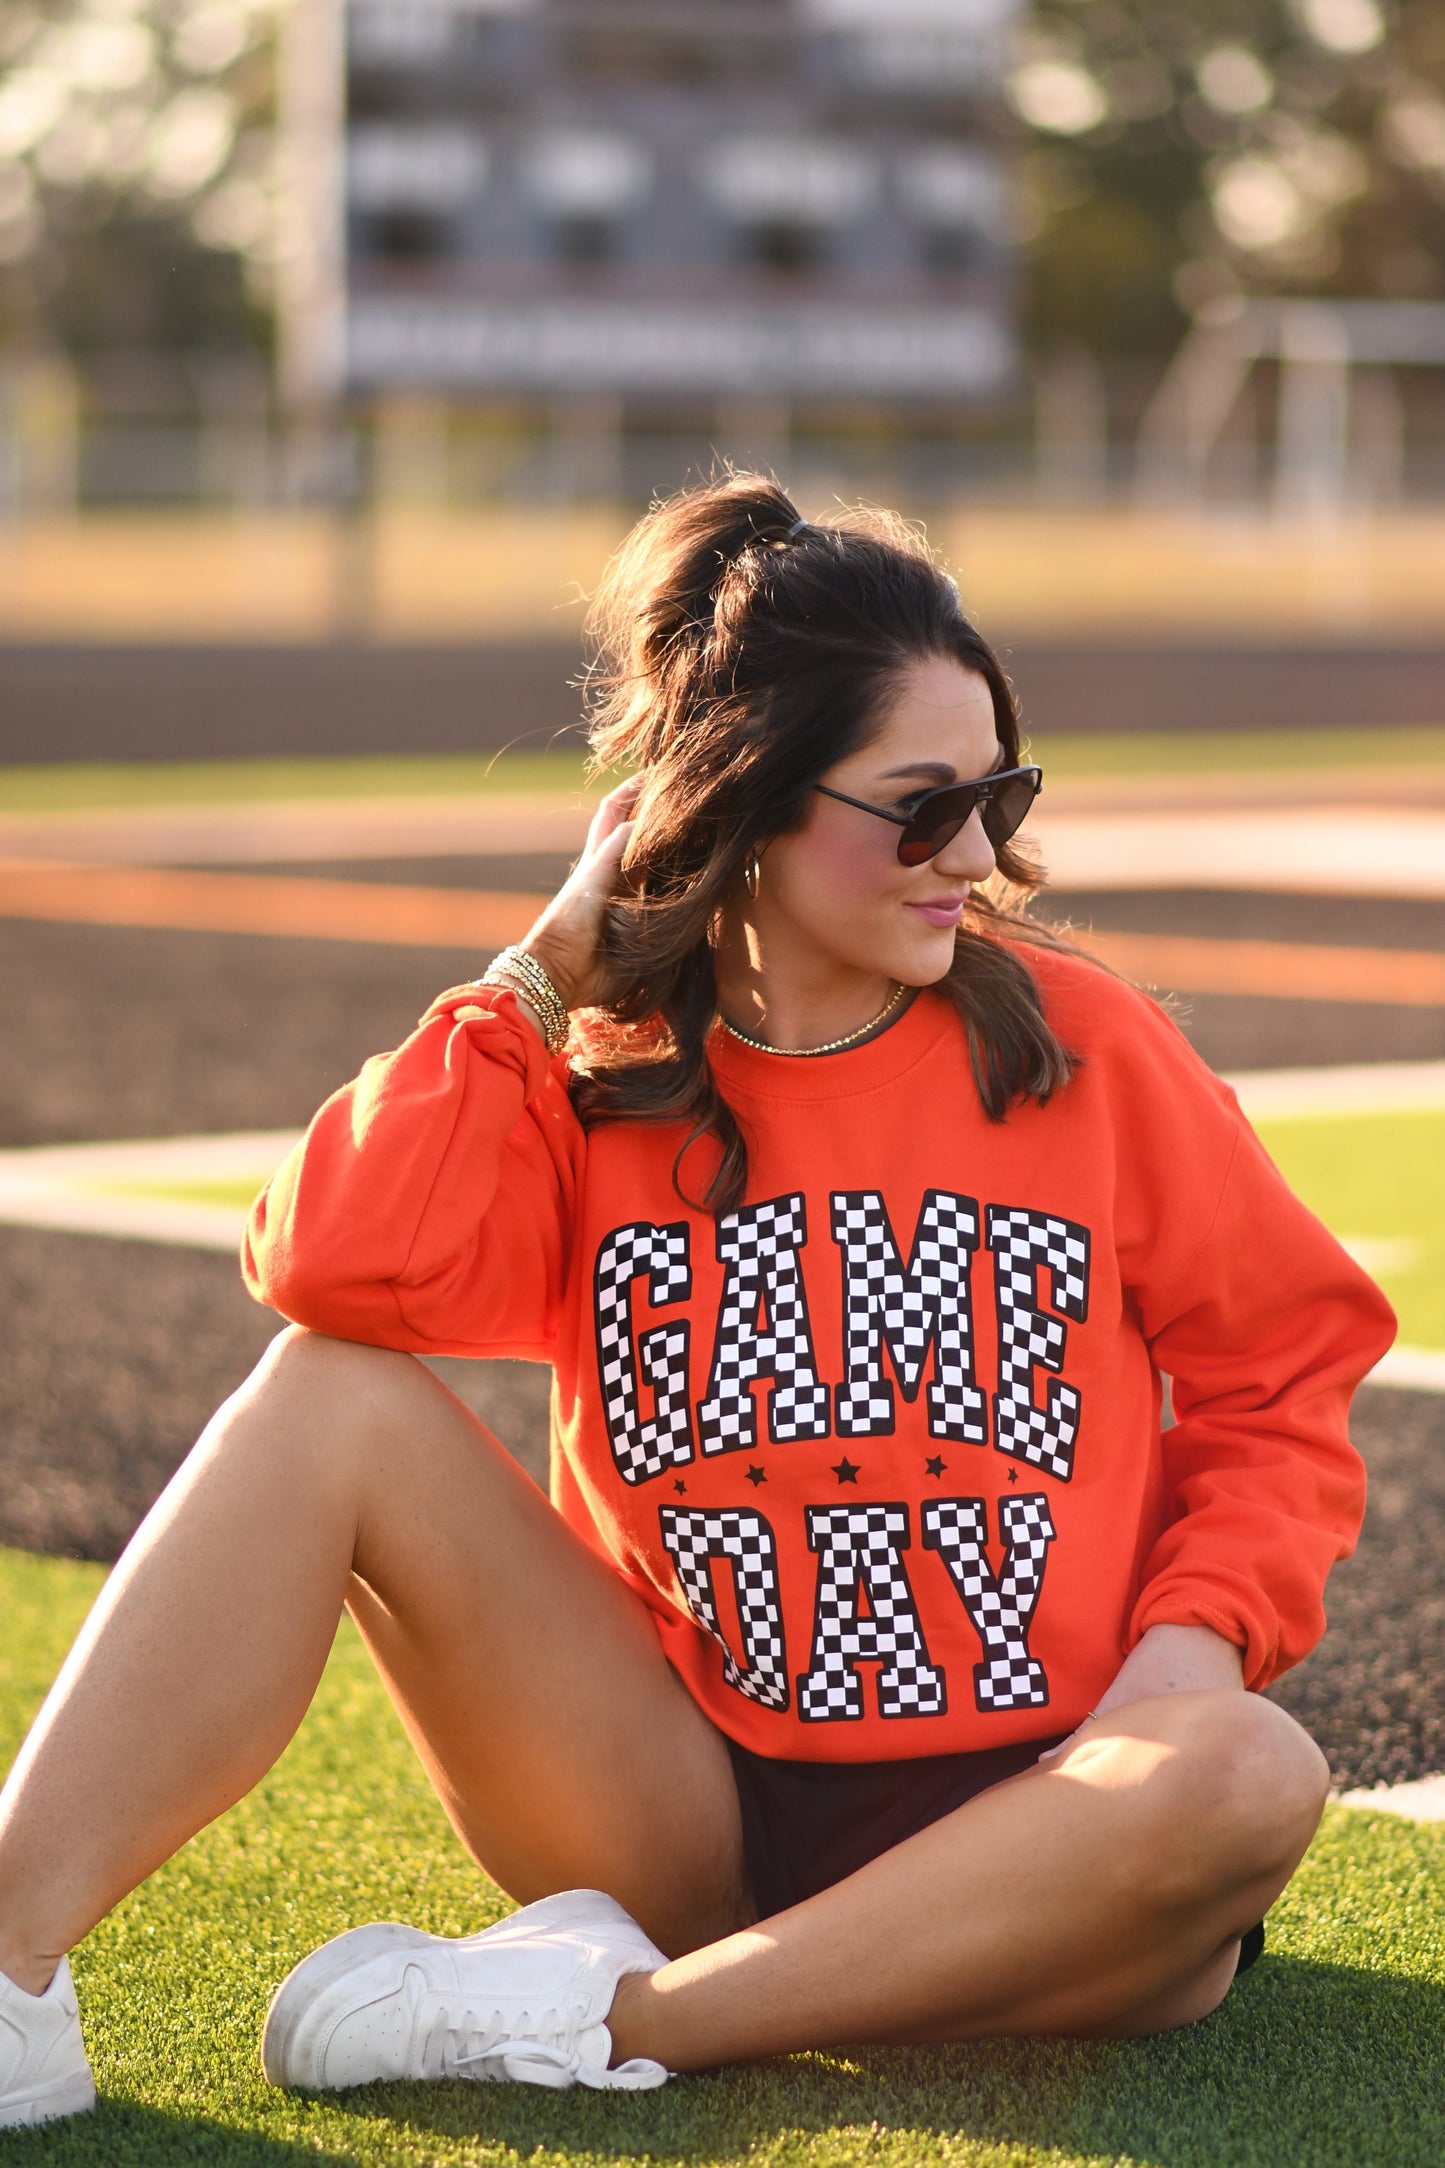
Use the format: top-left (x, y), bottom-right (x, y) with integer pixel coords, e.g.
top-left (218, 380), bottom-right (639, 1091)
top-left (243, 987), bottom-right (580, 1359)
top-left (243, 777), bottom-right (644, 1358)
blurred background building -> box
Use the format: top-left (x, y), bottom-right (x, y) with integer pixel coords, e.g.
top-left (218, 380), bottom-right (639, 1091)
top-left (317, 0), bottom-right (1017, 500)
top-left (0, 0), bottom-right (1442, 519)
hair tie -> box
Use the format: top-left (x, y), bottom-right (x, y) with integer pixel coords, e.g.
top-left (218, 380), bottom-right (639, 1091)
top-left (785, 518), bottom-right (811, 542)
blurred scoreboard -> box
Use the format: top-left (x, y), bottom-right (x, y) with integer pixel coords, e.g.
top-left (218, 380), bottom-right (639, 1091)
top-left (298, 0), bottom-right (1021, 403)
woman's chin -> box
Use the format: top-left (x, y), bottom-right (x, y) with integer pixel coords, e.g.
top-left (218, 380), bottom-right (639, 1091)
top-left (893, 927), bottom-right (959, 984)
top-left (820, 925), bottom-right (956, 990)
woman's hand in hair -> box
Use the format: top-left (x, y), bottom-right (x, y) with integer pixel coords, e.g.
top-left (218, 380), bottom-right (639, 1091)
top-left (515, 775), bottom-right (642, 1015)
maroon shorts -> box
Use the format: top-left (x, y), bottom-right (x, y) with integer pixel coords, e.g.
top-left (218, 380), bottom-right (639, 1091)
top-left (725, 1732), bottom-right (1265, 1978)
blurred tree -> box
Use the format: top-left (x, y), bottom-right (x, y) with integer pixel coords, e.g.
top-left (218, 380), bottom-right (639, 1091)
top-left (0, 0), bottom-right (1441, 380)
top-left (0, 0), bottom-right (283, 367)
top-left (1009, 0), bottom-right (1445, 354)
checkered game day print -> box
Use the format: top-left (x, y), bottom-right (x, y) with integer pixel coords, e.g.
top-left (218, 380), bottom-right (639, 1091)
top-left (596, 1187), bottom-right (1093, 1725)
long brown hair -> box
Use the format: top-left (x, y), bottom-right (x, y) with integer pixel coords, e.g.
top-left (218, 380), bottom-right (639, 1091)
top-left (571, 472), bottom-right (1087, 1213)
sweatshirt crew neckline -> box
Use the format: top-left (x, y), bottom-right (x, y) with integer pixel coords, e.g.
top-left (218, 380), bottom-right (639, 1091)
top-left (708, 985), bottom-right (954, 1104)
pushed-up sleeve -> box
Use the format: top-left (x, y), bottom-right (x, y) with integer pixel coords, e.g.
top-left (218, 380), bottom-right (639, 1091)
top-left (243, 985), bottom-right (583, 1360)
top-left (1125, 1094), bottom-right (1396, 1690)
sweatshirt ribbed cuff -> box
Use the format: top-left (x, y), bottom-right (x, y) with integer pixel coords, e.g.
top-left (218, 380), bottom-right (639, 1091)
top-left (1129, 1587), bottom-right (1268, 1688)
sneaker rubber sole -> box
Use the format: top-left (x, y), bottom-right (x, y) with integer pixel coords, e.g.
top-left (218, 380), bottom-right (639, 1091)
top-left (0, 2066), bottom-right (97, 2128)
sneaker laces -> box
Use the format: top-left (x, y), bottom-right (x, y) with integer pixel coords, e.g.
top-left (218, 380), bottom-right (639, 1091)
top-left (430, 1995), bottom-right (663, 2088)
top-left (456, 2037), bottom-right (668, 2091)
top-left (433, 1998), bottom-right (570, 2079)
top-left (454, 2037), bottom-right (579, 2088)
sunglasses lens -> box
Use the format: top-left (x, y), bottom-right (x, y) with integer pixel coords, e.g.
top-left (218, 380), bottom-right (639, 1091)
top-left (897, 790), bottom-right (974, 866)
top-left (981, 774), bottom-right (1038, 850)
top-left (894, 772), bottom-right (1039, 864)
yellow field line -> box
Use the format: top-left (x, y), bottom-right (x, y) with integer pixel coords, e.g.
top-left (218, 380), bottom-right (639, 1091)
top-left (2, 859), bottom-right (1443, 1006)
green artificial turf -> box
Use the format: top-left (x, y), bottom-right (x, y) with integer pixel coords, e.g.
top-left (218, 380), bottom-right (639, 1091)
top-left (1, 1547), bottom-right (1442, 2167)
top-left (0, 723), bottom-right (1441, 813)
top-left (93, 1177), bottom-right (282, 1212)
top-left (0, 750), bottom-right (597, 814)
top-left (1254, 1109), bottom-right (1445, 1350)
top-left (1027, 722), bottom-right (1445, 779)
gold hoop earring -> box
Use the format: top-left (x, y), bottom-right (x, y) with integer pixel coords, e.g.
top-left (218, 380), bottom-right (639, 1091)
top-left (744, 849), bottom-right (762, 901)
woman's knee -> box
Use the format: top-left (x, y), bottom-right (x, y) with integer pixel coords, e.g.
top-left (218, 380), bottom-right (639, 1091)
top-left (1139, 1691), bottom-right (1330, 1903)
top-left (210, 1327), bottom-right (431, 1479)
top-left (246, 1325), bottom-right (424, 1413)
top-left (1189, 1689), bottom-right (1329, 1841)
top-left (253, 1322), bottom-right (415, 1386)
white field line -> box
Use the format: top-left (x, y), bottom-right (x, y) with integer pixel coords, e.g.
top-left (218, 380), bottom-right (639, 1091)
top-left (0, 1187), bottom-right (251, 1251)
top-left (0, 795), bottom-right (597, 865)
top-left (0, 1130), bottom-right (299, 1254)
top-left (0, 1073), bottom-right (1440, 1389)
top-left (0, 1131), bottom-right (303, 1180)
top-left (0, 794), bottom-right (1443, 900)
top-left (4, 763), bottom-right (1440, 866)
top-left (1338, 1236), bottom-right (1418, 1276)
top-left (1036, 807), bottom-right (1445, 899)
top-left (1335, 1774), bottom-right (1445, 1822)
top-left (1224, 1060), bottom-right (1445, 1119)
top-left (1365, 1346), bottom-right (1445, 1394)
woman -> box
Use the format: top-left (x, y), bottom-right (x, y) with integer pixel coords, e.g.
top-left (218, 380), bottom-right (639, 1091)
top-left (0, 477), bottom-right (1393, 2123)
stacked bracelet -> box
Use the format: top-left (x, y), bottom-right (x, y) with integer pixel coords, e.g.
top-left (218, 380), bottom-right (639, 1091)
top-left (478, 946), bottom-right (572, 1055)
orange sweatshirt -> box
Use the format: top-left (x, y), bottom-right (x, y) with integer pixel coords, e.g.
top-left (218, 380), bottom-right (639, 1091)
top-left (243, 951), bottom-right (1394, 1760)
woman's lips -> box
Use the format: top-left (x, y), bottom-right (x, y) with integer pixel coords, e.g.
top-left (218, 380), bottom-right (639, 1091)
top-left (905, 896), bottom-right (968, 929)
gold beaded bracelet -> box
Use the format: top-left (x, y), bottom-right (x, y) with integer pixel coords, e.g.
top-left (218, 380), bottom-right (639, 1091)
top-left (478, 946), bottom-right (572, 1055)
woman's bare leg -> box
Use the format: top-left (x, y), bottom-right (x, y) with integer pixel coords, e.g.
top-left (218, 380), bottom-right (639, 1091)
top-left (0, 1328), bottom-right (749, 1999)
top-left (607, 1688), bottom-right (1330, 2060)
top-left (0, 1322), bottom-right (1327, 2060)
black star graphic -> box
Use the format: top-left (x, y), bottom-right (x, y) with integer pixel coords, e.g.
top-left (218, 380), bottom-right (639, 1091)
top-left (832, 1457), bottom-right (860, 1485)
top-left (673, 1478), bottom-right (687, 1494)
top-left (745, 1464), bottom-right (767, 1487)
top-left (1007, 1466), bottom-right (1019, 1483)
top-left (925, 1455), bottom-right (947, 1478)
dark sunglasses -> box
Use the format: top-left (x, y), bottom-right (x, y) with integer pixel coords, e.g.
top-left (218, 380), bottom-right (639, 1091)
top-left (815, 765), bottom-right (1043, 867)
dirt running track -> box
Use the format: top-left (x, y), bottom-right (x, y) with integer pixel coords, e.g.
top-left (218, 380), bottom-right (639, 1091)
top-left (3, 640), bottom-right (1442, 762)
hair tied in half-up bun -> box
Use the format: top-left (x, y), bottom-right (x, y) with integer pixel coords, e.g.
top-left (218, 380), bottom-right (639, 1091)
top-left (574, 470), bottom-right (1085, 1214)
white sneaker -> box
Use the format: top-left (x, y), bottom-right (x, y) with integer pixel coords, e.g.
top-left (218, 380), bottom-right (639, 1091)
top-left (261, 1889), bottom-right (670, 2093)
top-left (0, 1958), bottom-right (96, 2128)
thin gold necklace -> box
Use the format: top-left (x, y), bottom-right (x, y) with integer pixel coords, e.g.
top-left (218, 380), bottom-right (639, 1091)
top-left (721, 981), bottom-right (910, 1058)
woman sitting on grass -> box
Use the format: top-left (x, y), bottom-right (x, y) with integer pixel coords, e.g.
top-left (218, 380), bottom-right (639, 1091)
top-left (0, 476), bottom-right (1393, 2125)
